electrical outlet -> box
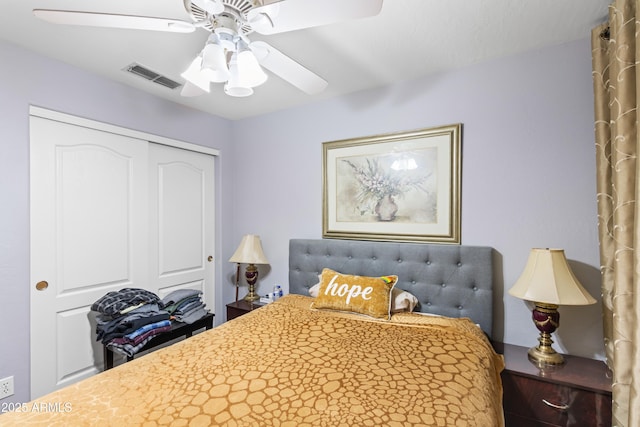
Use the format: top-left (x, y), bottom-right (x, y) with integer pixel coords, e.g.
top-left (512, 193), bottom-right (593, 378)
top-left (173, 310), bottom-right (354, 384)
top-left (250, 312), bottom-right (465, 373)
top-left (0, 376), bottom-right (14, 399)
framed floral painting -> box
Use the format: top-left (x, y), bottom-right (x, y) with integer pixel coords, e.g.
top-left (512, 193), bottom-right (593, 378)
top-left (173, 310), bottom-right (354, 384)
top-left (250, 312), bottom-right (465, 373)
top-left (322, 124), bottom-right (461, 244)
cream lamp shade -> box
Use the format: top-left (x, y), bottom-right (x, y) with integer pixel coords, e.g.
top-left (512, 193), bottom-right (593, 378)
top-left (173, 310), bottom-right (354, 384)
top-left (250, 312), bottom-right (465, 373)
top-left (229, 234), bottom-right (269, 265)
top-left (509, 248), bottom-right (596, 305)
top-left (229, 235), bottom-right (269, 302)
top-left (508, 248), bottom-right (596, 366)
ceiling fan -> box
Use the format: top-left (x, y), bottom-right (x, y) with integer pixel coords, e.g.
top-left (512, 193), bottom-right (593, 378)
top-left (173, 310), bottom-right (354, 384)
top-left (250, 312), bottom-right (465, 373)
top-left (33, 0), bottom-right (384, 98)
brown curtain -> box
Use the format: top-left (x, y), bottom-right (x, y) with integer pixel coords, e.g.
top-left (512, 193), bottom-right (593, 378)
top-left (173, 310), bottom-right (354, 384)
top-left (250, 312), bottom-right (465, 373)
top-left (591, 1), bottom-right (640, 426)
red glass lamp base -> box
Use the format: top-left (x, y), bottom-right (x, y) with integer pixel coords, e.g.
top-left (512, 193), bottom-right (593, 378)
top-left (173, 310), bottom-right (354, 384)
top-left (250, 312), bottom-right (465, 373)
top-left (529, 302), bottom-right (565, 366)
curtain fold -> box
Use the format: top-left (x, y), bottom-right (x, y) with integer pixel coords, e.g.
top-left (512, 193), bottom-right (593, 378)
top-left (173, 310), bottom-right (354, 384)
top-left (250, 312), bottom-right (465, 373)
top-left (591, 1), bottom-right (640, 425)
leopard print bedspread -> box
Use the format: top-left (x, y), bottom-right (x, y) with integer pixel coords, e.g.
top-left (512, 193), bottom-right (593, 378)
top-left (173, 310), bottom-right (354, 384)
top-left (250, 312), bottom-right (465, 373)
top-left (1, 294), bottom-right (504, 426)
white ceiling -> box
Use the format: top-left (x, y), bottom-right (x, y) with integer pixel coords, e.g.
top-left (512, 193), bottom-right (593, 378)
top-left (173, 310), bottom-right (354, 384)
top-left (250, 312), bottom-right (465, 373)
top-left (0, 0), bottom-right (610, 120)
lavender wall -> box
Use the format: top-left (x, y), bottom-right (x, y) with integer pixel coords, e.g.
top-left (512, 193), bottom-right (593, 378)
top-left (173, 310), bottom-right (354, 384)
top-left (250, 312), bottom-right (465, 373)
top-left (0, 40), bottom-right (234, 404)
top-left (229, 37), bottom-right (604, 360)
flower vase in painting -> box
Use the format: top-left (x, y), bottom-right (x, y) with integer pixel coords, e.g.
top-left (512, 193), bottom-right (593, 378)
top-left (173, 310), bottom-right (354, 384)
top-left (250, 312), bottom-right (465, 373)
top-left (375, 194), bottom-right (398, 221)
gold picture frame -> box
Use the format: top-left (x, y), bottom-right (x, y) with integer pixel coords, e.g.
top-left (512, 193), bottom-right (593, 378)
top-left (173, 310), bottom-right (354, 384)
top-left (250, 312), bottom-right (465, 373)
top-left (322, 124), bottom-right (461, 244)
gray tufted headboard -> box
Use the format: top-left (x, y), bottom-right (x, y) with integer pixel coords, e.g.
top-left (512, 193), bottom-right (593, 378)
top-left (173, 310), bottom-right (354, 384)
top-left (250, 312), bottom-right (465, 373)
top-left (289, 239), bottom-right (494, 335)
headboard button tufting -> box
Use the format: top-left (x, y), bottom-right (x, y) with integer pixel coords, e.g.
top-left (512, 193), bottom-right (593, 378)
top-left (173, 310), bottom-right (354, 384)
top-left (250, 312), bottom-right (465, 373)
top-left (288, 239), bottom-right (494, 336)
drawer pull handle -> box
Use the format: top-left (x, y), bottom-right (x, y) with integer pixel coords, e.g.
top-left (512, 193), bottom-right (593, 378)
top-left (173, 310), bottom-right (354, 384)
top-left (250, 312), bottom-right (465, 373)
top-left (542, 399), bottom-right (570, 411)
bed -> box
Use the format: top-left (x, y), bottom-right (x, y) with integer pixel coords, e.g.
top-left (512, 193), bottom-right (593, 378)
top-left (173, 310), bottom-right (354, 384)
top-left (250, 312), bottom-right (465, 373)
top-left (1, 239), bottom-right (504, 426)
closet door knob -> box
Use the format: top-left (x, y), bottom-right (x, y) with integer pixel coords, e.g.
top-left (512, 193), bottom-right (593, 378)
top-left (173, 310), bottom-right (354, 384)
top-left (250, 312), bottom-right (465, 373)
top-left (35, 281), bottom-right (49, 291)
top-left (207, 256), bottom-right (213, 262)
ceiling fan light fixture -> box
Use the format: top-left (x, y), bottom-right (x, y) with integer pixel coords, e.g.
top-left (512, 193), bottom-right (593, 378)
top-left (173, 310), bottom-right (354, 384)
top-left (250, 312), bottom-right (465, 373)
top-left (224, 83), bottom-right (253, 97)
top-left (224, 53), bottom-right (254, 97)
top-left (180, 55), bottom-right (210, 93)
top-left (180, 81), bottom-right (207, 97)
top-left (213, 29), bottom-right (236, 51)
top-left (201, 41), bottom-right (230, 82)
top-left (235, 42), bottom-right (268, 88)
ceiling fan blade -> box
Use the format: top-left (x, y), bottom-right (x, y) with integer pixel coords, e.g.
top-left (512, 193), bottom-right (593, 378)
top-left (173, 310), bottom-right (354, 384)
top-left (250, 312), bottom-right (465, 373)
top-left (191, 0), bottom-right (225, 15)
top-left (248, 0), bottom-right (383, 35)
top-left (250, 41), bottom-right (327, 94)
top-left (33, 9), bottom-right (196, 33)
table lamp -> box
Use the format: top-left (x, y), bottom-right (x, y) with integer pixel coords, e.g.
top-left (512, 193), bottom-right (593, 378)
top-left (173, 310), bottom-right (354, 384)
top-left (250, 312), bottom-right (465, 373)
top-left (508, 248), bottom-right (596, 366)
top-left (229, 234), bottom-right (269, 302)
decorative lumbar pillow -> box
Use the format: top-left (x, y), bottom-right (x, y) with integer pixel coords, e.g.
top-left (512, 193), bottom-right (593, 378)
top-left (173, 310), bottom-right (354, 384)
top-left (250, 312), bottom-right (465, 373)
top-left (311, 268), bottom-right (398, 319)
top-left (309, 281), bottom-right (417, 313)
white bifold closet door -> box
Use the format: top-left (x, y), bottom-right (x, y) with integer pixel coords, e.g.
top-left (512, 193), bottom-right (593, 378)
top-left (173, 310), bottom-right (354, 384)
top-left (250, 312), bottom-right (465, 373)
top-left (29, 114), bottom-right (215, 399)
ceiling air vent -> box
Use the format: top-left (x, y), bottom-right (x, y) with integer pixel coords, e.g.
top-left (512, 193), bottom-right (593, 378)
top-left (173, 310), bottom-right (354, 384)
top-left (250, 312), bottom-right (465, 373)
top-left (124, 63), bottom-right (182, 90)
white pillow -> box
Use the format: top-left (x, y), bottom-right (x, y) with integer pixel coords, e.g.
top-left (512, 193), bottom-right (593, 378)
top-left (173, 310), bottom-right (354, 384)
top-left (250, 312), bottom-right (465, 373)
top-left (308, 282), bottom-right (418, 313)
top-left (391, 288), bottom-right (419, 313)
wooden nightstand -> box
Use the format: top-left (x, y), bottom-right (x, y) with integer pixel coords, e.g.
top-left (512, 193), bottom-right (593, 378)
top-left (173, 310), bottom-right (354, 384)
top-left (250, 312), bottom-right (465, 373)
top-left (494, 342), bottom-right (612, 427)
top-left (226, 300), bottom-right (265, 321)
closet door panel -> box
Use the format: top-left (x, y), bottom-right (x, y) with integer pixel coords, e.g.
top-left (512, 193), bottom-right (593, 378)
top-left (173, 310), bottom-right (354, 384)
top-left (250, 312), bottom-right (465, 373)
top-left (30, 116), bottom-right (148, 398)
top-left (149, 143), bottom-right (215, 313)
top-left (158, 161), bottom-right (204, 274)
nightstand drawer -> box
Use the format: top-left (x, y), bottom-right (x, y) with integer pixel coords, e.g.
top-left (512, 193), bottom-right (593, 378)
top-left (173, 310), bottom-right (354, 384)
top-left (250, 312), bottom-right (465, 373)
top-left (227, 305), bottom-right (249, 320)
top-left (226, 300), bottom-right (265, 321)
top-left (502, 373), bottom-right (611, 426)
